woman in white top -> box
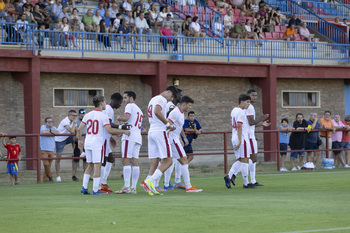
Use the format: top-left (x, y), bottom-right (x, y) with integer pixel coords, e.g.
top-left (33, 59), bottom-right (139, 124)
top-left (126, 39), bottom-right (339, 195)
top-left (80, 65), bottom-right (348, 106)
top-left (190, 16), bottom-right (206, 38)
top-left (148, 3), bottom-right (159, 32)
top-left (244, 18), bottom-right (259, 46)
top-left (165, 6), bottom-right (173, 19)
top-left (61, 17), bottom-right (77, 48)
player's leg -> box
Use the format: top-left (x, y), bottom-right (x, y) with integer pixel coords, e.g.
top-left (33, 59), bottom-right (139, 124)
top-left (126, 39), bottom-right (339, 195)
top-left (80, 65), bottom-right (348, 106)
top-left (116, 140), bottom-right (132, 194)
top-left (171, 142), bottom-right (185, 189)
top-left (163, 159), bottom-right (175, 189)
top-left (225, 138), bottom-right (245, 188)
top-left (174, 159), bottom-right (185, 189)
top-left (81, 149), bottom-right (93, 195)
top-left (91, 146), bottom-right (105, 195)
top-left (131, 155), bottom-right (140, 194)
top-left (249, 138), bottom-right (262, 186)
top-left (55, 140), bottom-right (64, 182)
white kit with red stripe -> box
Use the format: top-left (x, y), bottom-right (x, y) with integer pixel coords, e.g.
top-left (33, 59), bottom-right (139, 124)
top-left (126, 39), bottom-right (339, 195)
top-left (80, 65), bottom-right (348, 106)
top-left (231, 106), bottom-right (251, 159)
top-left (121, 103), bottom-right (143, 144)
top-left (245, 103), bottom-right (258, 154)
top-left (102, 104), bottom-right (114, 156)
top-left (168, 106), bottom-right (186, 159)
top-left (147, 95), bottom-right (168, 132)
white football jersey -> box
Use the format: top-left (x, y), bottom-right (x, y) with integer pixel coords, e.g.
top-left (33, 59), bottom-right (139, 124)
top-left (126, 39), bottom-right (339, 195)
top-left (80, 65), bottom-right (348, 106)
top-left (82, 110), bottom-right (110, 150)
top-left (245, 103), bottom-right (255, 139)
top-left (231, 107), bottom-right (249, 141)
top-left (168, 106), bottom-right (184, 142)
top-left (122, 103), bottom-right (143, 144)
top-left (165, 101), bottom-right (175, 117)
top-left (148, 95), bottom-right (167, 132)
top-left (103, 104), bottom-right (114, 141)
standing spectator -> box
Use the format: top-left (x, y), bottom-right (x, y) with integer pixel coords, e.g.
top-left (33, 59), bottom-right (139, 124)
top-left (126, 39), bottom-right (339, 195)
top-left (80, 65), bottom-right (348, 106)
top-left (289, 113), bottom-right (308, 171)
top-left (40, 117), bottom-right (59, 182)
top-left (288, 13), bottom-right (302, 30)
top-left (82, 9), bottom-right (94, 32)
top-left (2, 134), bottom-right (21, 185)
top-left (159, 22), bottom-right (178, 51)
top-left (55, 110), bottom-right (77, 182)
top-left (135, 12), bottom-right (151, 41)
top-left (182, 111), bottom-right (202, 163)
top-left (190, 16), bottom-right (205, 38)
top-left (37, 23), bottom-right (46, 56)
top-left (122, 0), bottom-right (132, 13)
top-left (250, 0), bottom-right (259, 13)
top-left (331, 114), bottom-right (349, 168)
top-left (279, 118), bottom-right (292, 171)
top-left (148, 3), bottom-right (159, 33)
top-left (93, 9), bottom-right (102, 28)
top-left (108, 2), bottom-right (118, 23)
top-left (72, 109), bottom-right (86, 182)
top-left (319, 110), bottom-right (335, 159)
top-left (305, 112), bottom-right (321, 168)
top-left (182, 15), bottom-right (192, 37)
top-left (341, 115), bottom-right (350, 166)
top-left (241, 0), bottom-right (254, 16)
top-left (94, 2), bottom-right (105, 17)
top-left (51, 0), bottom-right (62, 22)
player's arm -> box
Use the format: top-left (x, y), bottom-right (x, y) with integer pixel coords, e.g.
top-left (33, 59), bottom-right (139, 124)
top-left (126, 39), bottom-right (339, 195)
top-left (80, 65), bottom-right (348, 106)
top-left (77, 122), bottom-right (86, 151)
top-left (310, 118), bottom-right (318, 129)
top-left (247, 114), bottom-right (269, 126)
top-left (18, 151), bottom-right (21, 160)
top-left (181, 129), bottom-right (189, 146)
top-left (117, 113), bottom-right (130, 122)
top-left (256, 120), bottom-right (271, 128)
top-left (234, 123), bottom-right (243, 151)
top-left (65, 123), bottom-right (77, 134)
top-left (104, 125), bottom-right (131, 136)
top-left (155, 105), bottom-right (173, 130)
top-left (110, 119), bottom-right (131, 130)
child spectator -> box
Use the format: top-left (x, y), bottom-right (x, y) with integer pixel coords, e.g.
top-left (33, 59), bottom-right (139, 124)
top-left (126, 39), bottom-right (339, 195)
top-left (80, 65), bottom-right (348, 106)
top-left (37, 23), bottom-right (46, 56)
top-left (2, 134), bottom-right (21, 185)
top-left (279, 118), bottom-right (292, 171)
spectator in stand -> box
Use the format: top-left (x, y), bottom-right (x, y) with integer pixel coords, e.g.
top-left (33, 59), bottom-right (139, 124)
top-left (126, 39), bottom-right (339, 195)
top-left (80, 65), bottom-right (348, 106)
top-left (148, 3), bottom-right (158, 33)
top-left (15, 13), bottom-right (28, 36)
top-left (133, 0), bottom-right (144, 10)
top-left (187, 0), bottom-right (196, 6)
top-left (289, 113), bottom-right (308, 171)
top-left (305, 112), bottom-right (321, 168)
top-left (253, 13), bottom-right (265, 39)
top-left (190, 16), bottom-right (205, 38)
top-left (340, 18), bottom-right (348, 27)
top-left (144, 0), bottom-right (151, 11)
top-left (214, 17), bottom-right (227, 38)
top-left (111, 13), bottom-right (122, 33)
top-left (165, 6), bottom-right (173, 19)
top-left (160, 22), bottom-right (178, 51)
top-left (331, 114), bottom-right (349, 168)
top-left (94, 2), bottom-right (105, 18)
top-left (133, 5), bottom-right (142, 19)
top-left (224, 9), bottom-right (234, 30)
top-left (300, 22), bottom-right (317, 48)
top-left (319, 110), bottom-right (335, 159)
top-left (69, 8), bottom-right (80, 25)
top-left (341, 115), bottom-right (350, 166)
top-left (262, 12), bottom-right (274, 32)
top-left (273, 7), bottom-right (285, 26)
top-left (231, 19), bottom-right (248, 43)
top-left (136, 12), bottom-right (151, 41)
top-left (241, 0), bottom-right (254, 16)
top-left (82, 9), bottom-right (94, 32)
top-left (108, 2), bottom-right (118, 23)
top-left (236, 11), bottom-right (246, 24)
top-left (182, 15), bottom-right (192, 37)
top-left (4, 0), bottom-right (15, 17)
top-left (124, 10), bottom-right (136, 33)
top-left (122, 0), bottom-right (132, 13)
top-left (214, 0), bottom-right (231, 9)
top-left (334, 17), bottom-right (340, 24)
top-left (61, 17), bottom-right (77, 48)
top-left (40, 117), bottom-right (59, 182)
top-left (13, 0), bottom-right (23, 21)
top-left (50, 18), bottom-right (62, 46)
top-left (33, 5), bottom-right (45, 26)
top-left (245, 18), bottom-right (260, 46)
top-left (58, 6), bottom-right (69, 19)
top-left (282, 24), bottom-right (296, 46)
top-left (163, 13), bottom-right (178, 33)
top-left (157, 6), bottom-right (167, 29)
top-left (102, 10), bottom-right (111, 28)
top-left (44, 0), bottom-right (53, 16)
top-left (288, 13), bottom-right (302, 30)
top-left (118, 20), bottom-right (138, 50)
top-left (23, 4), bottom-right (37, 25)
top-left (2, 134), bottom-right (21, 186)
top-left (258, 4), bottom-right (268, 18)
top-left (258, 0), bottom-right (265, 9)
top-left (55, 110), bottom-right (77, 182)
top-left (279, 118), bottom-right (292, 171)
top-left (51, 0), bottom-right (62, 22)
top-left (97, 19), bottom-right (111, 48)
top-left (35, 0), bottom-right (47, 16)
top-left (93, 9), bottom-right (102, 28)
top-left (251, 0), bottom-right (259, 13)
top-left (71, 18), bottom-right (83, 32)
top-left (231, 0), bottom-right (243, 8)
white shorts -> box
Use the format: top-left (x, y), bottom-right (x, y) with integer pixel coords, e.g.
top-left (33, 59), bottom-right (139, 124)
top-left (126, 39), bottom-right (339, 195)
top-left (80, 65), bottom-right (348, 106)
top-left (104, 138), bottom-right (112, 157)
top-left (249, 137), bottom-right (258, 155)
top-left (232, 137), bottom-right (250, 159)
top-left (148, 131), bottom-right (172, 159)
top-left (85, 145), bottom-right (104, 163)
top-left (122, 140), bottom-right (141, 159)
top-left (170, 139), bottom-right (186, 160)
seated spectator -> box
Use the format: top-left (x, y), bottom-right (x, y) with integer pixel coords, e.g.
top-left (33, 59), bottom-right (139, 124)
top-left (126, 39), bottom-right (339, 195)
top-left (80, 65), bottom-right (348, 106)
top-left (135, 12), bottom-right (151, 40)
top-left (288, 13), bottom-right (302, 30)
top-left (241, 0), bottom-right (254, 16)
top-left (108, 2), bottom-right (118, 23)
top-left (258, 0), bottom-right (265, 9)
top-left (94, 2), bottom-right (105, 18)
top-left (245, 18), bottom-right (259, 46)
top-left (253, 13), bottom-right (265, 39)
top-left (182, 15), bottom-right (192, 37)
top-left (236, 11), bottom-right (246, 24)
top-left (43, 0), bottom-right (53, 16)
top-left (58, 6), bottom-right (69, 19)
top-left (157, 6), bottom-right (167, 27)
top-left (14, 0), bottom-right (24, 21)
top-left (299, 22), bottom-right (316, 48)
top-left (273, 7), bottom-right (285, 26)
top-left (118, 20), bottom-right (137, 50)
top-left (35, 0), bottom-right (48, 17)
top-left (122, 0), bottom-right (132, 13)
top-left (190, 16), bottom-right (205, 38)
top-left (69, 8), bottom-right (80, 24)
top-left (148, 3), bottom-right (159, 33)
top-left (51, 0), bottom-right (62, 22)
top-left (187, 0), bottom-right (196, 6)
top-left (71, 18), bottom-right (84, 31)
top-left (96, 19), bottom-right (111, 48)
top-left (4, 0), bottom-right (15, 16)
top-left (251, 0), bottom-right (259, 13)
top-left (224, 9), bottom-right (234, 30)
top-left (102, 10), bottom-right (111, 28)
top-left (214, 0), bottom-right (231, 9)
top-left (82, 9), bottom-right (94, 32)
top-left (133, 0), bottom-right (144, 10)
top-left (231, 0), bottom-right (244, 7)
top-left (50, 18), bottom-right (63, 46)
top-left (15, 13), bottom-right (28, 32)
top-left (163, 13), bottom-right (178, 33)
top-left (133, 5), bottom-right (142, 19)
top-left (93, 9), bottom-right (102, 28)
top-left (61, 17), bottom-right (77, 48)
top-left (283, 24), bottom-right (296, 47)
top-left (334, 17), bottom-right (340, 24)
top-left (24, 4), bottom-right (37, 25)
top-left (111, 12), bottom-right (122, 33)
top-left (165, 5), bottom-right (174, 20)
top-left (124, 10), bottom-right (136, 33)
top-left (340, 18), bottom-right (348, 27)
top-left (43, 16), bottom-right (51, 29)
top-left (214, 18), bottom-right (228, 38)
top-left (33, 5), bottom-right (45, 26)
top-left (231, 18), bottom-right (248, 43)
top-left (258, 5), bottom-right (268, 18)
top-left (262, 12), bottom-right (274, 32)
top-left (160, 22), bottom-right (178, 51)
top-left (144, 0), bottom-right (151, 11)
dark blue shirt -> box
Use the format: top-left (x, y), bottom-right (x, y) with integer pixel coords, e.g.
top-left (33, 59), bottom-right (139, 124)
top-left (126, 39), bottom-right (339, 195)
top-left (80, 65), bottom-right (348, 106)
top-left (118, 26), bottom-right (130, 34)
top-left (306, 120), bottom-right (321, 144)
top-left (182, 119), bottom-right (202, 146)
top-left (288, 18), bottom-right (301, 27)
top-left (133, 2), bottom-right (144, 10)
top-left (102, 16), bottom-right (111, 27)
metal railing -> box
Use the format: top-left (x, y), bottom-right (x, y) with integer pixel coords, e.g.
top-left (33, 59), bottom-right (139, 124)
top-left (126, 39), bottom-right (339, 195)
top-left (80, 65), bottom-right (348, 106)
top-left (157, 0), bottom-right (224, 37)
top-left (299, 1), bottom-right (350, 18)
top-left (0, 22), bottom-right (35, 49)
top-left (265, 0), bottom-right (348, 44)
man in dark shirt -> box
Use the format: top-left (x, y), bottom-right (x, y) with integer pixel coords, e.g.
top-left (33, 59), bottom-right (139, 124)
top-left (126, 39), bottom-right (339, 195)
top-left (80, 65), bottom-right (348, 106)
top-left (182, 111), bottom-right (202, 163)
top-left (289, 113), bottom-right (308, 171)
top-left (288, 13), bottom-right (302, 30)
top-left (306, 112), bottom-right (321, 168)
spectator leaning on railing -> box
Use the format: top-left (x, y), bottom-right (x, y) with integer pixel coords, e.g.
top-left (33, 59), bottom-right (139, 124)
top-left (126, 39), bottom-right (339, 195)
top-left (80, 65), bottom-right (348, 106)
top-left (341, 115), bottom-right (350, 167)
top-left (331, 114), bottom-right (349, 168)
top-left (319, 110), bottom-right (335, 159)
top-left (289, 113), bottom-right (308, 171)
top-left (305, 112), bottom-right (321, 168)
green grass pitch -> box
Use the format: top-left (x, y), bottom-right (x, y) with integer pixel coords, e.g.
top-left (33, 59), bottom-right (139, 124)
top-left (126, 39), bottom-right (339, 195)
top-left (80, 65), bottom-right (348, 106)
top-left (0, 170), bottom-right (349, 233)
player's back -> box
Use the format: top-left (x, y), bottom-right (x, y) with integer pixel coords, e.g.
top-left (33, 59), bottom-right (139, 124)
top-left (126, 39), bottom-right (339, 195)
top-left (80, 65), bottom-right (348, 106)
top-left (148, 95), bottom-right (167, 132)
top-left (122, 103), bottom-right (143, 144)
top-left (246, 104), bottom-right (256, 137)
top-left (231, 107), bottom-right (249, 141)
top-left (168, 106), bottom-right (184, 142)
top-left (82, 110), bottom-right (110, 150)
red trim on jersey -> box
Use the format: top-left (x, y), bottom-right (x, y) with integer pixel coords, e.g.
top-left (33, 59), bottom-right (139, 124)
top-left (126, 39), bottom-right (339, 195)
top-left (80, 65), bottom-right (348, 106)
top-left (103, 124), bottom-right (110, 127)
top-left (156, 104), bottom-right (163, 110)
top-left (246, 115), bottom-right (254, 117)
top-left (237, 121), bottom-right (243, 124)
top-left (168, 119), bottom-right (174, 124)
top-left (94, 110), bottom-right (102, 112)
top-left (163, 131), bottom-right (171, 158)
top-left (249, 138), bottom-right (255, 154)
top-left (103, 140), bottom-right (107, 157)
top-left (244, 140), bottom-right (247, 158)
top-left (124, 112), bottom-right (131, 115)
top-left (124, 140), bottom-right (129, 158)
top-left (178, 106), bottom-right (183, 114)
top-left (81, 121), bottom-right (86, 124)
top-left (174, 140), bottom-right (184, 158)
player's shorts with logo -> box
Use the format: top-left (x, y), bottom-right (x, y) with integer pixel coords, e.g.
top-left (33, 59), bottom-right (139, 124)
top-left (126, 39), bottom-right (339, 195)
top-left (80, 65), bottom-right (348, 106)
top-left (232, 136), bottom-right (251, 159)
top-left (170, 139), bottom-right (186, 160)
top-left (122, 140), bottom-right (141, 159)
top-left (148, 131), bottom-right (172, 159)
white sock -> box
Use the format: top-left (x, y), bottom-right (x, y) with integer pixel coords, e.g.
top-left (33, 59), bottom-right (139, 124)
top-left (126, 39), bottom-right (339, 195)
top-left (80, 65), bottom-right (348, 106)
top-left (181, 164), bottom-right (191, 189)
top-left (103, 162), bottom-right (112, 184)
top-left (93, 177), bottom-right (100, 193)
top-left (150, 169), bottom-right (163, 184)
top-left (241, 163), bottom-right (249, 186)
top-left (123, 165), bottom-right (131, 188)
top-left (100, 166), bottom-right (105, 185)
top-left (83, 174), bottom-right (90, 189)
top-left (164, 163), bottom-right (174, 187)
top-left (175, 160), bottom-right (182, 183)
top-left (228, 161), bottom-right (241, 178)
top-left (249, 160), bottom-right (256, 184)
top-left (155, 173), bottom-right (162, 187)
top-left (131, 166), bottom-right (140, 189)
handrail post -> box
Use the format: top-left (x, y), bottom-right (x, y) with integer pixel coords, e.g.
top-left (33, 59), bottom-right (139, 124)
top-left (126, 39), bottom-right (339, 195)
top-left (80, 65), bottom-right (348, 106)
top-left (37, 135), bottom-right (41, 183)
top-left (224, 132), bottom-right (228, 174)
top-left (82, 32), bottom-right (84, 57)
top-left (326, 132), bottom-right (329, 158)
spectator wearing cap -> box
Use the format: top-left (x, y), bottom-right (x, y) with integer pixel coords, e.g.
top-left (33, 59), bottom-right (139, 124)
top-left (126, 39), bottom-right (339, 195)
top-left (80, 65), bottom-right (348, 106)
top-left (72, 109), bottom-right (87, 181)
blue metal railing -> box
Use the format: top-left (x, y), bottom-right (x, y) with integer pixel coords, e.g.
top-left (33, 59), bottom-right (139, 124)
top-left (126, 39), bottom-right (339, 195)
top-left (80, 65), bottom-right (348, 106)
top-left (157, 0), bottom-right (224, 38)
top-left (0, 22), bottom-right (36, 49)
top-left (298, 1), bottom-right (350, 18)
top-left (266, 0), bottom-right (348, 44)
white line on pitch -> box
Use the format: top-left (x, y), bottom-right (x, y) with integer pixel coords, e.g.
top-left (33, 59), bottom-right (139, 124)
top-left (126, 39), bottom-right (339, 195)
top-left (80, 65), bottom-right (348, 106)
top-left (278, 226), bottom-right (350, 233)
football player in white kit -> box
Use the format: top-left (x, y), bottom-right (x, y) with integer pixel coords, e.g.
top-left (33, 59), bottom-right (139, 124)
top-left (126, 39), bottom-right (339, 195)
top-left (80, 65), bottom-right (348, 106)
top-left (224, 94), bottom-right (256, 189)
top-left (77, 95), bottom-right (130, 195)
top-left (115, 91), bottom-right (143, 194)
top-left (100, 93), bottom-right (130, 194)
top-left (168, 96), bottom-right (202, 192)
top-left (246, 89), bottom-right (270, 187)
top-left (141, 86), bottom-right (179, 195)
